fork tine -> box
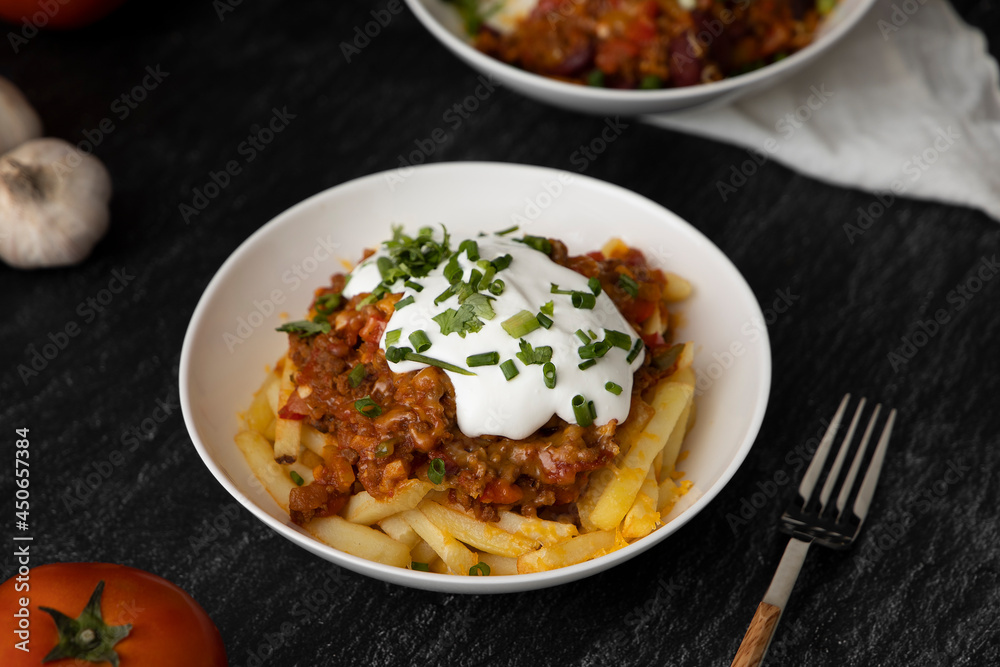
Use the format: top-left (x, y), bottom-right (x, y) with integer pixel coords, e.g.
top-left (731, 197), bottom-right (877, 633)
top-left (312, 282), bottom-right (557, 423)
top-left (817, 398), bottom-right (866, 512)
top-left (797, 394), bottom-right (850, 506)
top-left (835, 404), bottom-right (881, 518)
top-left (852, 408), bottom-right (897, 522)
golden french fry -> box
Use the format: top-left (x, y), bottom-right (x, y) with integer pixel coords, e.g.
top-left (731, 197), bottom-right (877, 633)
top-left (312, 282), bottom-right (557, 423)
top-left (419, 500), bottom-right (538, 557)
top-left (234, 430), bottom-right (295, 511)
top-left (378, 514), bottom-right (421, 549)
top-left (517, 530), bottom-right (617, 574)
top-left (621, 466), bottom-right (660, 540)
top-left (660, 402), bottom-right (692, 480)
top-left (262, 418), bottom-right (277, 443)
top-left (306, 515), bottom-right (409, 568)
top-left (582, 381), bottom-right (693, 531)
top-left (343, 479), bottom-right (433, 525)
top-left (663, 272), bottom-right (692, 301)
top-left (266, 370), bottom-right (281, 415)
top-left (246, 382), bottom-right (275, 433)
top-left (301, 425), bottom-right (337, 457)
top-left (476, 552), bottom-right (518, 576)
top-left (410, 540), bottom-right (437, 566)
top-left (601, 237), bottom-right (629, 259)
top-left (667, 365), bottom-right (695, 388)
top-left (496, 511), bottom-right (578, 547)
top-left (660, 480), bottom-right (697, 519)
top-left (576, 398), bottom-right (655, 529)
top-left (273, 358), bottom-right (301, 463)
top-left (401, 509), bottom-right (478, 575)
top-left (676, 341), bottom-right (694, 371)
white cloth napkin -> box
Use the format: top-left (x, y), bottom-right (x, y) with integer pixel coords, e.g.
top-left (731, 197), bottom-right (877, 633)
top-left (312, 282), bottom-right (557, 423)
top-left (646, 0), bottom-right (1000, 221)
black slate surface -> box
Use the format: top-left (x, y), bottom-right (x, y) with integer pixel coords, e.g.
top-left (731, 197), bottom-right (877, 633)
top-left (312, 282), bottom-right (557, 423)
top-left (3, 1), bottom-right (1000, 665)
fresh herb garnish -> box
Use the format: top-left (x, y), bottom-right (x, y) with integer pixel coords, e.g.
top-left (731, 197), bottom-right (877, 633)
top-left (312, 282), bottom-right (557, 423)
top-left (605, 381), bottom-right (623, 396)
top-left (587, 277), bottom-right (602, 295)
top-left (500, 359), bottom-right (519, 380)
top-left (469, 562), bottom-right (491, 576)
top-left (290, 471), bottom-right (304, 486)
top-left (354, 396), bottom-right (382, 418)
top-left (348, 363), bottom-right (366, 388)
top-left (539, 300), bottom-right (554, 316)
top-left (516, 339), bottom-right (552, 366)
top-left (604, 329), bottom-right (632, 351)
top-left (626, 338), bottom-right (644, 363)
top-left (428, 458), bottom-right (446, 484)
top-left (618, 274), bottom-right (639, 298)
top-left (276, 320), bottom-right (331, 337)
top-left (433, 303), bottom-right (485, 338)
top-left (386, 346), bottom-right (476, 376)
top-left (572, 394), bottom-right (593, 427)
top-left (467, 352), bottom-right (500, 367)
top-left (501, 310), bottom-right (541, 338)
top-left (515, 235), bottom-right (552, 255)
top-left (411, 562), bottom-right (430, 572)
top-left (409, 330), bottom-right (432, 353)
top-left (542, 362), bottom-right (556, 389)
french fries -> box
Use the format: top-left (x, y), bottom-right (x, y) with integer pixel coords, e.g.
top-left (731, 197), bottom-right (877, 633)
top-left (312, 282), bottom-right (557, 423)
top-left (272, 359), bottom-right (301, 463)
top-left (343, 479), bottom-right (434, 525)
top-left (235, 234), bottom-right (701, 576)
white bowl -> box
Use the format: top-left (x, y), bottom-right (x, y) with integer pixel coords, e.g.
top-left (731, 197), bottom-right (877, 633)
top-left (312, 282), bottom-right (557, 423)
top-left (404, 0), bottom-right (876, 115)
top-left (180, 162), bottom-right (771, 593)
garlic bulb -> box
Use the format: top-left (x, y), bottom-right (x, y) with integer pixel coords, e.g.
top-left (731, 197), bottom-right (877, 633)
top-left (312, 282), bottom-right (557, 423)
top-left (0, 77), bottom-right (42, 154)
top-left (0, 138), bottom-right (112, 269)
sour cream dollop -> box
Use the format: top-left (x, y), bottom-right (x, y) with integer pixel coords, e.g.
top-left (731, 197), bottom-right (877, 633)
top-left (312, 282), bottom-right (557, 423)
top-left (343, 233), bottom-right (644, 440)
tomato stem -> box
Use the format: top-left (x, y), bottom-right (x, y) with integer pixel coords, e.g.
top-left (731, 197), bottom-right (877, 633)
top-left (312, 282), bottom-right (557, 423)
top-left (40, 580), bottom-right (132, 666)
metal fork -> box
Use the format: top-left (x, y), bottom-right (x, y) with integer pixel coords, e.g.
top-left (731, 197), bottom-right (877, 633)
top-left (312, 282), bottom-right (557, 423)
top-left (730, 394), bottom-right (897, 667)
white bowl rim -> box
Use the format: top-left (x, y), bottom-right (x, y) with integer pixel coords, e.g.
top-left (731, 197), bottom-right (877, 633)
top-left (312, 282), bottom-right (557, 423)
top-left (403, 0), bottom-right (878, 107)
top-left (180, 161), bottom-right (772, 593)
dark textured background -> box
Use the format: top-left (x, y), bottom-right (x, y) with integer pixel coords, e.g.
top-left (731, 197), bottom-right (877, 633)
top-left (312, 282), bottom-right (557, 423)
top-left (2, 0), bottom-right (1000, 664)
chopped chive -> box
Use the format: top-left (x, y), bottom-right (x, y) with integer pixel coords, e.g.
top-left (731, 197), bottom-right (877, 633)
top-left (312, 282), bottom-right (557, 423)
top-left (516, 235), bottom-right (552, 254)
top-left (502, 310), bottom-right (541, 338)
top-left (496, 225), bottom-right (519, 236)
top-left (653, 344), bottom-right (684, 370)
top-left (405, 351), bottom-right (476, 375)
top-left (536, 312), bottom-right (553, 329)
top-left (550, 283), bottom-right (574, 295)
top-left (586, 69), bottom-right (605, 87)
top-left (385, 329), bottom-right (402, 346)
top-left (467, 351), bottom-right (500, 367)
top-left (458, 239), bottom-right (480, 261)
top-left (640, 74), bottom-right (663, 90)
top-left (376, 256), bottom-right (395, 281)
top-left (488, 279), bottom-right (505, 295)
top-left (542, 362), bottom-right (556, 389)
top-left (572, 292), bottom-right (596, 309)
top-left (575, 329), bottom-right (591, 345)
top-left (491, 254), bottom-right (512, 271)
top-left (578, 341), bottom-right (610, 359)
top-left (385, 346), bottom-right (409, 363)
top-left (479, 263), bottom-right (496, 286)
top-left (404, 280), bottom-right (424, 292)
top-left (408, 330), bottom-right (432, 353)
top-left (588, 400), bottom-right (597, 420)
top-left (468, 269), bottom-right (483, 291)
top-left (375, 440), bottom-right (394, 458)
top-left (290, 470), bottom-right (304, 486)
top-left (411, 562), bottom-right (430, 572)
top-left (627, 338), bottom-right (644, 363)
top-left (500, 359), bottom-right (519, 380)
top-left (618, 274), bottom-right (639, 298)
top-left (348, 363), bottom-right (366, 387)
top-left (354, 396), bottom-right (383, 418)
top-left (434, 284), bottom-right (459, 305)
top-left (395, 295), bottom-right (415, 310)
top-left (276, 320), bottom-right (331, 337)
top-left (605, 381), bottom-right (623, 395)
top-left (587, 277), bottom-right (602, 295)
top-left (444, 255), bottom-right (463, 284)
top-left (539, 300), bottom-right (554, 316)
top-left (428, 458), bottom-right (446, 484)
top-left (604, 329), bottom-right (632, 351)
top-left (469, 562), bottom-right (491, 576)
top-left (572, 395), bottom-right (593, 427)
top-left (578, 359), bottom-right (597, 370)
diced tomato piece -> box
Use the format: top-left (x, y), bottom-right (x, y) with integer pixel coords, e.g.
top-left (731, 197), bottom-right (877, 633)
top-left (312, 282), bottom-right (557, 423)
top-left (642, 332), bottom-right (665, 348)
top-left (587, 250), bottom-right (605, 261)
top-left (359, 316), bottom-right (387, 347)
top-left (625, 298), bottom-right (657, 323)
top-left (479, 479), bottom-right (524, 505)
top-left (278, 393), bottom-right (309, 420)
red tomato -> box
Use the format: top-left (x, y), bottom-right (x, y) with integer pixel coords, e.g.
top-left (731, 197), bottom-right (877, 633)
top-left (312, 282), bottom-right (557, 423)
top-left (0, 563), bottom-right (226, 666)
top-left (0, 0), bottom-right (127, 30)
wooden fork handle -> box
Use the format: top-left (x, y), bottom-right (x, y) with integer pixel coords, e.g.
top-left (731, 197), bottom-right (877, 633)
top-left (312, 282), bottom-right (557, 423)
top-left (730, 602), bottom-right (783, 667)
